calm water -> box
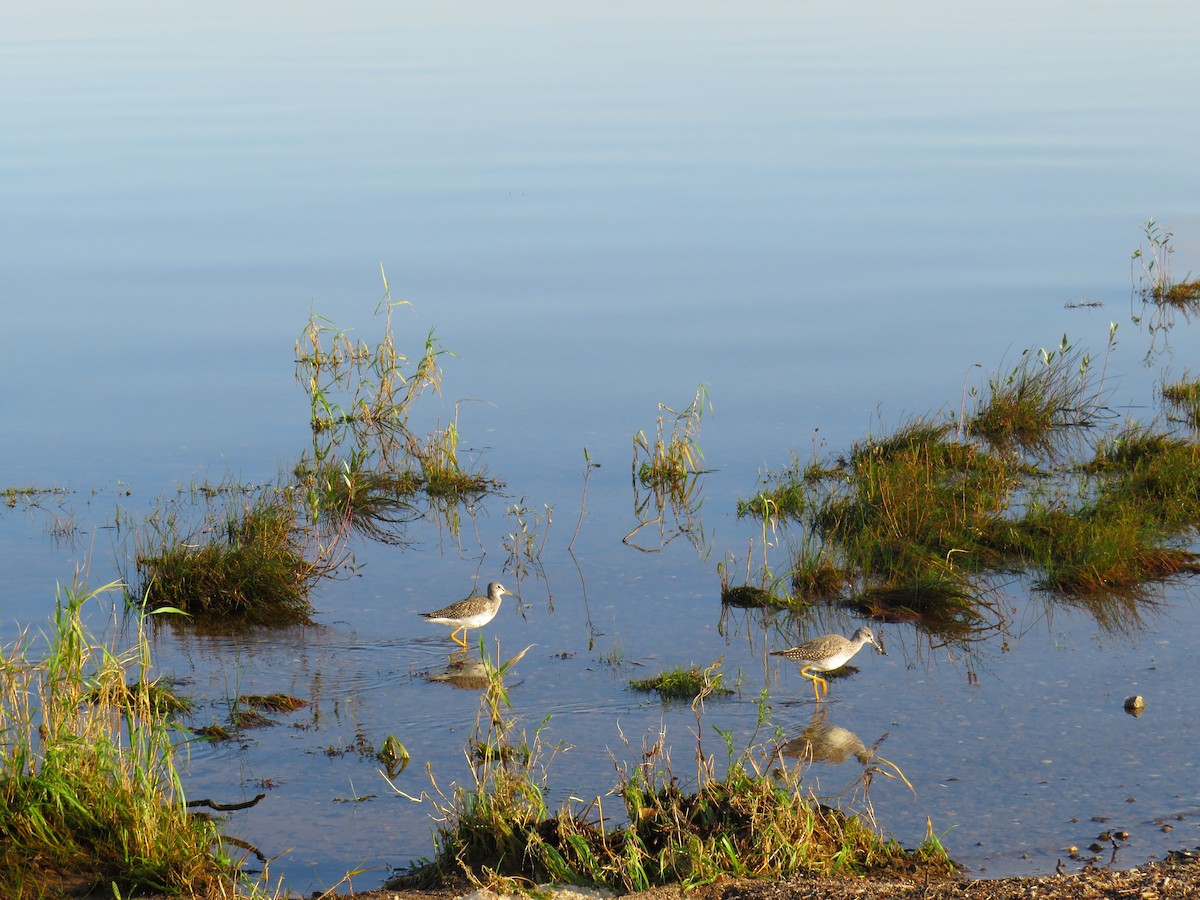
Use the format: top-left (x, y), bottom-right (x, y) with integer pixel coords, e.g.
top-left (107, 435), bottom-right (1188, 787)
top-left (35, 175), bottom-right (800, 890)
top-left (4, 1), bottom-right (1200, 893)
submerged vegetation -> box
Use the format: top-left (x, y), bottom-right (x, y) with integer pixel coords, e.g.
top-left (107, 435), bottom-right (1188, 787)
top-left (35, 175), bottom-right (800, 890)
top-left (395, 647), bottom-right (952, 893)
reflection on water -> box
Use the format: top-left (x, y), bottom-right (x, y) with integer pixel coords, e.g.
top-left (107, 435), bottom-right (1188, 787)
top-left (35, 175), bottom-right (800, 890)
top-left (427, 648), bottom-right (491, 691)
top-left (777, 707), bottom-right (916, 818)
top-left (624, 468), bottom-right (709, 557)
top-left (779, 707), bottom-right (872, 767)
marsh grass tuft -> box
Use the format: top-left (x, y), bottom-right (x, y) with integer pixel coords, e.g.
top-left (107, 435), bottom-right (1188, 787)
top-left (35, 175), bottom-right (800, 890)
top-left (628, 660), bottom-right (734, 701)
top-left (1132, 219), bottom-right (1200, 358)
top-left (296, 267), bottom-right (449, 460)
top-left (633, 383), bottom-right (711, 490)
top-left (1159, 372), bottom-right (1200, 432)
top-left (966, 336), bottom-right (1108, 455)
top-left (1086, 423), bottom-right (1200, 532)
top-left (395, 647), bottom-right (954, 893)
top-left (135, 492), bottom-right (322, 626)
top-left (301, 454), bottom-right (419, 546)
top-left (239, 693), bottom-right (308, 714)
top-left (738, 329), bottom-right (1200, 634)
top-left (0, 581), bottom-right (235, 898)
top-left (791, 543), bottom-right (852, 600)
top-left (2, 485), bottom-right (70, 510)
top-left (293, 272), bottom-right (501, 546)
top-left (627, 385), bottom-right (712, 555)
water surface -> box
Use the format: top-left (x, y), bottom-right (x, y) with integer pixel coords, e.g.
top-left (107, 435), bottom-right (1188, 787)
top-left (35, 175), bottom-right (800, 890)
top-left (4, 1), bottom-right (1200, 893)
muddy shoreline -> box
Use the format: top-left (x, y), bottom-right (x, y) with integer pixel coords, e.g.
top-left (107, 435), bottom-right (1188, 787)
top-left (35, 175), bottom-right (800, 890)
top-left (338, 849), bottom-right (1200, 900)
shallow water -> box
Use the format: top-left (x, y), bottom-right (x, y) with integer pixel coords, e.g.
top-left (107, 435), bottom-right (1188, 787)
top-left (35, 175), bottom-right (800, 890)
top-left (4, 1), bottom-right (1200, 894)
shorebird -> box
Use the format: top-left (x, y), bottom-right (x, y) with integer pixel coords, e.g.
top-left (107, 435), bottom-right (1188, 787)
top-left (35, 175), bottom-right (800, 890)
top-left (771, 626), bottom-right (881, 702)
top-left (420, 582), bottom-right (513, 648)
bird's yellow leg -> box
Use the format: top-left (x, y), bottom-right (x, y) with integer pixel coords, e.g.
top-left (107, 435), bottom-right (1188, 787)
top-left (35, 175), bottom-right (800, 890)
top-left (801, 667), bottom-right (823, 702)
top-left (451, 627), bottom-right (468, 648)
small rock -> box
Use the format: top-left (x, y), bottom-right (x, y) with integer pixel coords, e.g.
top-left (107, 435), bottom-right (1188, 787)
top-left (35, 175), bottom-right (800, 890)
top-left (1124, 695), bottom-right (1145, 716)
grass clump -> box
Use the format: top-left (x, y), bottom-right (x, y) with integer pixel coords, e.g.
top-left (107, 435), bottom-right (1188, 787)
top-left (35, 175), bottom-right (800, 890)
top-left (1086, 423), bottom-right (1200, 532)
top-left (294, 271), bottom-right (501, 538)
top-left (735, 454), bottom-right (819, 523)
top-left (791, 544), bottom-right (852, 600)
top-left (1132, 219), bottom-right (1200, 359)
top-left (296, 266), bottom-right (449, 460)
top-left (0, 581), bottom-right (233, 899)
top-left (238, 693), bottom-right (308, 713)
top-left (629, 660), bottom-right (734, 701)
top-left (135, 492), bottom-right (320, 626)
top-left (737, 324), bottom-right (1200, 632)
top-left (299, 454), bottom-right (419, 545)
top-left (1015, 504), bottom-right (1200, 596)
top-left (3, 485), bottom-right (70, 509)
top-left (397, 648), bottom-right (953, 894)
top-left (818, 418), bottom-right (1016, 579)
top-left (1160, 373), bottom-right (1200, 431)
top-left (966, 336), bottom-right (1108, 455)
top-left (632, 383), bottom-right (711, 491)
top-left (627, 385), bottom-right (712, 555)
top-left (1133, 219), bottom-right (1200, 309)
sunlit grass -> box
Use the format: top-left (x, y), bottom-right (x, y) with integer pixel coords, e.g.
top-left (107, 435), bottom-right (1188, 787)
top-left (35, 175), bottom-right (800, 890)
top-left (629, 659), bottom-right (734, 701)
top-left (966, 337), bottom-right (1108, 455)
top-left (737, 334), bottom-right (1200, 631)
top-left (0, 581), bottom-right (235, 898)
top-left (633, 383), bottom-right (711, 492)
top-left (392, 647), bottom-right (953, 893)
top-left (135, 492), bottom-right (321, 626)
top-left (1160, 372), bottom-right (1200, 431)
top-left (1132, 220), bottom-right (1200, 360)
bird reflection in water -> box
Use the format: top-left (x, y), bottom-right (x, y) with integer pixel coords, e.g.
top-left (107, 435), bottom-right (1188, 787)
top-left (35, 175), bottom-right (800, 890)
top-left (778, 707), bottom-right (915, 796)
top-left (428, 648), bottom-right (491, 690)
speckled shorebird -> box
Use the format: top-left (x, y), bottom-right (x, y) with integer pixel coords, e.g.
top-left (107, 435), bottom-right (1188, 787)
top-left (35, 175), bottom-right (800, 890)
top-left (420, 582), bottom-right (514, 648)
top-left (770, 626), bottom-right (881, 702)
